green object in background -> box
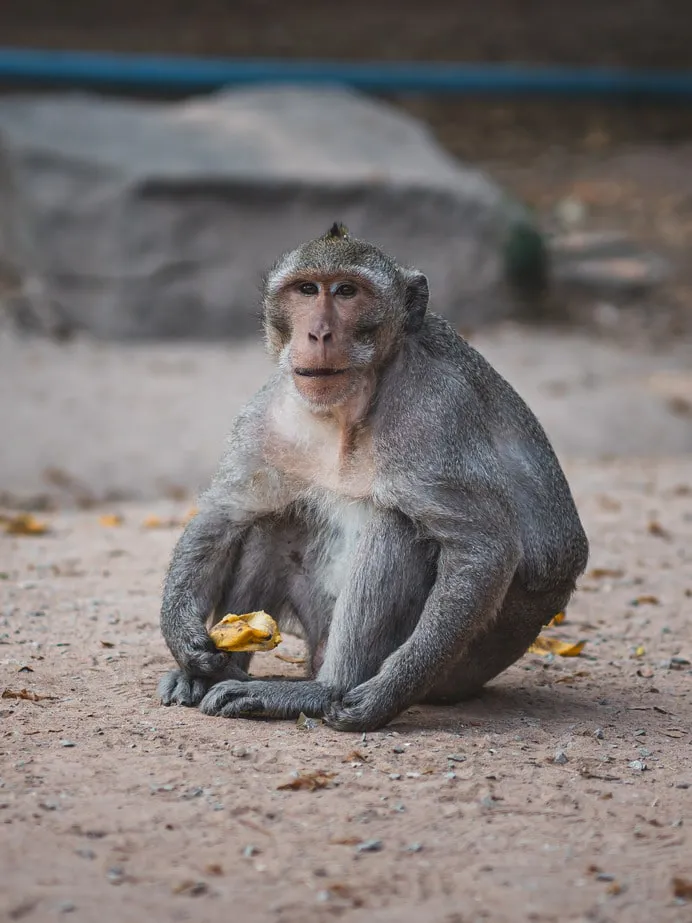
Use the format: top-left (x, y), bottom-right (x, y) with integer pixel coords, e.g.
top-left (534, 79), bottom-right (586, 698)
top-left (503, 214), bottom-right (550, 297)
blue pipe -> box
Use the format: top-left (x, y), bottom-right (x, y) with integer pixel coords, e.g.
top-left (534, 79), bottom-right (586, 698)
top-left (1, 47), bottom-right (692, 98)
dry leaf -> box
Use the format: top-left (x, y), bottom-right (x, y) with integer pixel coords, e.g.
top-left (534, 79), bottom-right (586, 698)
top-left (277, 770), bottom-right (336, 791)
top-left (648, 520), bottom-right (672, 540)
top-left (662, 729), bottom-right (685, 739)
top-left (342, 750), bottom-right (369, 763)
top-left (528, 636), bottom-right (586, 657)
top-left (632, 595), bottom-right (659, 606)
top-left (1, 513), bottom-right (50, 535)
top-left (98, 514), bottom-right (123, 528)
top-left (209, 611), bottom-right (282, 653)
top-left (672, 876), bottom-right (692, 899)
top-left (330, 836), bottom-right (362, 845)
top-left (2, 687), bottom-right (56, 702)
top-left (142, 515), bottom-right (163, 529)
top-left (274, 652), bottom-right (307, 664)
top-left (588, 567), bottom-right (624, 579)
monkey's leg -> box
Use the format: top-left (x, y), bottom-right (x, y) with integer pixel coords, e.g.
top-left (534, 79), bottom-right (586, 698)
top-left (159, 515), bottom-right (298, 707)
top-left (199, 511), bottom-right (434, 722)
top-left (423, 582), bottom-right (572, 703)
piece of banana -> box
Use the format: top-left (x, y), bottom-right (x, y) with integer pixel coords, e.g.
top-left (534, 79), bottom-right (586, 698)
top-left (208, 611), bottom-right (282, 653)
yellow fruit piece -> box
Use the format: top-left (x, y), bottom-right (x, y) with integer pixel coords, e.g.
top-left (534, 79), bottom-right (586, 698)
top-left (548, 611), bottom-right (566, 626)
top-left (209, 611), bottom-right (282, 653)
top-left (528, 636), bottom-right (586, 657)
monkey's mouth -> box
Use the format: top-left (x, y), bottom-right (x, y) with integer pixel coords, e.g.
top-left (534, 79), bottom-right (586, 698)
top-left (293, 367), bottom-right (349, 378)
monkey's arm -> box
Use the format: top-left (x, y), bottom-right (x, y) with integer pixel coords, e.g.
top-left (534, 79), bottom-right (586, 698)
top-left (326, 473), bottom-right (522, 731)
top-left (159, 390), bottom-right (288, 705)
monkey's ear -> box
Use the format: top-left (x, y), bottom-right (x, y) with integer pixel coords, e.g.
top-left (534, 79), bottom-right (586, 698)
top-left (403, 270), bottom-right (429, 333)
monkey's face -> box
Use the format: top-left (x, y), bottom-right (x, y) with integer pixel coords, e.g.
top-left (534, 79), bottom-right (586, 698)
top-left (264, 273), bottom-right (386, 408)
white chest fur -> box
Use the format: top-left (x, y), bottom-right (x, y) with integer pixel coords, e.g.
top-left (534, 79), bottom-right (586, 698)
top-left (267, 388), bottom-right (375, 499)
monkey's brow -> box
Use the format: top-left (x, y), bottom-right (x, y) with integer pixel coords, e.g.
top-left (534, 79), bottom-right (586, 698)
top-left (267, 265), bottom-right (390, 295)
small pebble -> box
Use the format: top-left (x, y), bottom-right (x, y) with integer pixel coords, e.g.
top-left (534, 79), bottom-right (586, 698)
top-left (59, 740), bottom-right (76, 748)
top-left (75, 848), bottom-right (96, 860)
top-left (243, 845), bottom-right (260, 858)
top-left (405, 842), bottom-right (423, 853)
top-left (594, 728), bottom-right (605, 740)
top-left (553, 750), bottom-right (569, 765)
top-left (231, 746), bottom-right (248, 758)
top-left (596, 872), bottom-right (615, 882)
top-left (389, 773), bottom-right (401, 781)
top-left (355, 839), bottom-right (383, 853)
top-left (392, 746), bottom-right (405, 754)
top-left (629, 760), bottom-right (647, 772)
top-left (57, 901), bottom-right (76, 914)
top-left (446, 754), bottom-right (466, 763)
top-left (675, 782), bottom-right (690, 790)
top-left (107, 867), bottom-right (125, 885)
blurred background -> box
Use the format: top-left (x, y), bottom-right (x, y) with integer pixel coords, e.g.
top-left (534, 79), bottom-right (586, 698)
top-left (1, 1), bottom-right (691, 509)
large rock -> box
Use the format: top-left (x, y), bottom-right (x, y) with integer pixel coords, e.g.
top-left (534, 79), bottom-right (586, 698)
top-left (0, 87), bottom-right (536, 339)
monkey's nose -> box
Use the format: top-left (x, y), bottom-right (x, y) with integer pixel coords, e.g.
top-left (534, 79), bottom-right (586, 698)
top-left (308, 329), bottom-right (332, 344)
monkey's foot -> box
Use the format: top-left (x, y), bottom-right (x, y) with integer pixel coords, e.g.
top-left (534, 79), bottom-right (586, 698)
top-left (199, 679), bottom-right (331, 721)
top-left (158, 669), bottom-right (215, 707)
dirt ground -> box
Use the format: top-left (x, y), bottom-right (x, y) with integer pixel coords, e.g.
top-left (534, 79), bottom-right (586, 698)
top-left (1, 455), bottom-right (691, 923)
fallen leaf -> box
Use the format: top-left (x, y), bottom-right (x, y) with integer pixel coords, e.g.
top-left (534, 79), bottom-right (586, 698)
top-left (98, 514), bottom-right (123, 528)
top-left (172, 880), bottom-right (208, 896)
top-left (648, 520), bottom-right (672, 540)
top-left (2, 688), bottom-right (57, 702)
top-left (100, 640), bottom-right (115, 649)
top-left (1, 513), bottom-right (50, 536)
top-left (342, 751), bottom-right (369, 763)
top-left (142, 515), bottom-right (163, 529)
top-left (528, 636), bottom-right (586, 657)
top-left (588, 567), bottom-right (624, 579)
top-left (673, 876), bottom-right (692, 899)
top-left (632, 595), bottom-right (659, 606)
top-left (274, 652), bottom-right (307, 664)
top-left (210, 611), bottom-right (282, 653)
top-left (277, 770), bottom-right (337, 791)
top-left (662, 729), bottom-right (685, 739)
top-left (330, 835), bottom-right (362, 845)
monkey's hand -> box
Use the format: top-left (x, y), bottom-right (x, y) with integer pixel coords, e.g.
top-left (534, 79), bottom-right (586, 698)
top-left (198, 679), bottom-right (333, 720)
top-left (325, 678), bottom-right (401, 732)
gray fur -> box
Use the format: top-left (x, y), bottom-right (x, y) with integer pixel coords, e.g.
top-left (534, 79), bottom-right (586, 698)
top-left (158, 229), bottom-right (588, 731)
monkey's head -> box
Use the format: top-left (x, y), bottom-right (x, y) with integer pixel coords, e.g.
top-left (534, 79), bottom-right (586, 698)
top-left (262, 224), bottom-right (429, 408)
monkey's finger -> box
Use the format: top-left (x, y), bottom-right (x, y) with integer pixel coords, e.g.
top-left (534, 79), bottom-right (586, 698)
top-left (198, 679), bottom-right (249, 716)
top-left (157, 670), bottom-right (209, 707)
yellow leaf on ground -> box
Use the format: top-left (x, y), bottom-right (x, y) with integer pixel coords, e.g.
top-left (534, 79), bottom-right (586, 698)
top-left (528, 636), bottom-right (586, 657)
top-left (142, 515), bottom-right (163, 529)
top-left (209, 611), bottom-right (282, 653)
top-left (1, 513), bottom-right (50, 535)
top-left (98, 514), bottom-right (123, 528)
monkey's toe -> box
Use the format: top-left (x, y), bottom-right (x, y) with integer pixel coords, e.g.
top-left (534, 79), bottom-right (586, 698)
top-left (158, 669), bottom-right (209, 707)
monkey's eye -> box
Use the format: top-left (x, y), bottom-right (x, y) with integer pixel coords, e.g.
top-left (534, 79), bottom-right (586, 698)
top-left (334, 282), bottom-right (357, 298)
top-left (298, 282), bottom-right (319, 296)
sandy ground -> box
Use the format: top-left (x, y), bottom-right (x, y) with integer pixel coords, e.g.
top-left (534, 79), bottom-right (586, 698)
top-left (2, 325), bottom-right (692, 508)
top-left (0, 457), bottom-right (691, 923)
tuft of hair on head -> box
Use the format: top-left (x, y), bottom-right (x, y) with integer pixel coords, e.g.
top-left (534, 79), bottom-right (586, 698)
top-left (324, 222), bottom-right (350, 241)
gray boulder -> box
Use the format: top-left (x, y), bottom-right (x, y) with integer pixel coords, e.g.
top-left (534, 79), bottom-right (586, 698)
top-left (0, 87), bottom-right (537, 339)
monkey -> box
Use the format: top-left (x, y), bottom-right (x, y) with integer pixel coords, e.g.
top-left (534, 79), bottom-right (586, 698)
top-left (157, 222), bottom-right (589, 732)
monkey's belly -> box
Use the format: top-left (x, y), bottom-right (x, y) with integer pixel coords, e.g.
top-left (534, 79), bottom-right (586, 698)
top-left (308, 495), bottom-right (375, 600)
